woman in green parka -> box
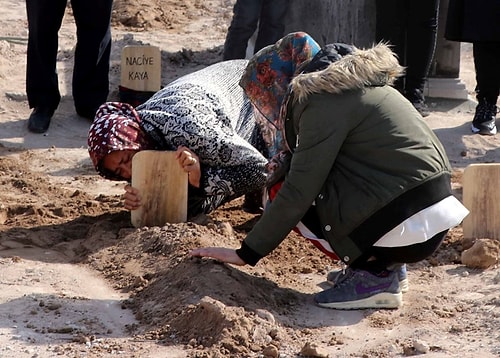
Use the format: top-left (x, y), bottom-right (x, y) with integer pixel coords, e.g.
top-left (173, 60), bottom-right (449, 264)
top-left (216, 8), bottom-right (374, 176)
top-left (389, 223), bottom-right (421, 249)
top-left (191, 32), bottom-right (469, 310)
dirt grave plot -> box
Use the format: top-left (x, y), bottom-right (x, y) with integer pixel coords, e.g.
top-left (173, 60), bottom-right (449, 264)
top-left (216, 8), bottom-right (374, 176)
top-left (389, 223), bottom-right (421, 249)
top-left (0, 0), bottom-right (499, 357)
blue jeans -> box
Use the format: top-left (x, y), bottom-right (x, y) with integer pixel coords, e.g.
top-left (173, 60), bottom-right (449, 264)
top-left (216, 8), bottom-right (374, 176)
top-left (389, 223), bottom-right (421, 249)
top-left (223, 0), bottom-right (289, 60)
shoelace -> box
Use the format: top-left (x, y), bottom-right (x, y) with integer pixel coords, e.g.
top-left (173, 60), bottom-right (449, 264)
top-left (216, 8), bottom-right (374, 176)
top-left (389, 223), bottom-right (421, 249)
top-left (333, 268), bottom-right (357, 288)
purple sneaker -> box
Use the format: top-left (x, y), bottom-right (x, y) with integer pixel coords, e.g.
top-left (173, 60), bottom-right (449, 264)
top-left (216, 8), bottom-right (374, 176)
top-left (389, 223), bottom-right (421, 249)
top-left (327, 264), bottom-right (409, 293)
top-left (315, 268), bottom-right (402, 310)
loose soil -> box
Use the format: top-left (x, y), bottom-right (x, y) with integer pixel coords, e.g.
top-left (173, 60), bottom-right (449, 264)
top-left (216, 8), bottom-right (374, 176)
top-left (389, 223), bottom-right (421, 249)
top-left (0, 1), bottom-right (498, 357)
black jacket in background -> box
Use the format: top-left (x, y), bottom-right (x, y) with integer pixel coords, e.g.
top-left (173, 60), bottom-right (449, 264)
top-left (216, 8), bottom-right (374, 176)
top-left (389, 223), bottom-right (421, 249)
top-left (445, 0), bottom-right (500, 42)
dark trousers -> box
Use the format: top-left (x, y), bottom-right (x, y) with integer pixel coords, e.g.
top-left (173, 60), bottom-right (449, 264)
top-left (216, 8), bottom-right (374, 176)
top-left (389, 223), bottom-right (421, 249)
top-left (473, 42), bottom-right (500, 104)
top-left (301, 207), bottom-right (448, 270)
top-left (352, 230), bottom-right (448, 272)
top-left (26, 0), bottom-right (112, 115)
top-left (223, 0), bottom-right (289, 60)
top-left (375, 0), bottom-right (439, 93)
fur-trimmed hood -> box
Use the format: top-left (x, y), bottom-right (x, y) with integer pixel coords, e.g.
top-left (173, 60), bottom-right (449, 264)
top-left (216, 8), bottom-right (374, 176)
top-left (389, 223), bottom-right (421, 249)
top-left (291, 43), bottom-right (405, 103)
top-left (239, 33), bottom-right (405, 155)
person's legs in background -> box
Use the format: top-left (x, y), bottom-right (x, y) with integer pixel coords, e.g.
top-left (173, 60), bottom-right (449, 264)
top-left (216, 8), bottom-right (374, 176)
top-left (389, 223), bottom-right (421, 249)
top-left (71, 0), bottom-right (113, 120)
top-left (25, 0), bottom-right (67, 133)
top-left (471, 42), bottom-right (500, 135)
top-left (223, 0), bottom-right (263, 60)
top-left (376, 0), bottom-right (439, 117)
top-left (253, 0), bottom-right (289, 54)
top-left (375, 0), bottom-right (406, 93)
top-left (404, 0), bottom-right (439, 117)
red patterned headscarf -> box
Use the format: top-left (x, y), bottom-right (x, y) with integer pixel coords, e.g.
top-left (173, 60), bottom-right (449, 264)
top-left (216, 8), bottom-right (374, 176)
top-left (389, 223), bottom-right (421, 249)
top-left (87, 102), bottom-right (153, 180)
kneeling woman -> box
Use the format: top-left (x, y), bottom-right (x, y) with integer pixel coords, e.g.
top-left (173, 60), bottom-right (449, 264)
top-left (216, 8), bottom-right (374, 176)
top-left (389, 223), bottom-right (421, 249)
top-left (190, 32), bottom-right (469, 310)
top-left (88, 60), bottom-right (268, 218)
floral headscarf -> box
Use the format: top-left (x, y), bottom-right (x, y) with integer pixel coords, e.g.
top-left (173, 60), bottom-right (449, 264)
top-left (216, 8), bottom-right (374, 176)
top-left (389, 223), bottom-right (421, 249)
top-left (239, 32), bottom-right (320, 155)
top-left (240, 32), bottom-right (320, 128)
top-left (87, 102), bottom-right (154, 180)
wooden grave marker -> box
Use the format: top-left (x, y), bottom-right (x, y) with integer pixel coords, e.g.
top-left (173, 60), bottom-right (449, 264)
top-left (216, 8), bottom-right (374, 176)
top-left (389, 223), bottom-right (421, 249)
top-left (121, 45), bottom-right (161, 92)
top-left (131, 151), bottom-right (188, 227)
top-left (462, 163), bottom-right (500, 239)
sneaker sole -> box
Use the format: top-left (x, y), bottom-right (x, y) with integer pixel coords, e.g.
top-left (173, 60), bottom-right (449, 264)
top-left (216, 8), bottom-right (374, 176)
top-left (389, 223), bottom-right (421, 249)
top-left (399, 278), bottom-right (409, 293)
top-left (316, 292), bottom-right (403, 310)
top-left (327, 277), bottom-right (409, 294)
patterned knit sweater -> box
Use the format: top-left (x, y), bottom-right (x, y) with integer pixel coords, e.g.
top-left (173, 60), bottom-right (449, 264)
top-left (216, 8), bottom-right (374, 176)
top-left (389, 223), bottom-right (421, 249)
top-left (136, 60), bottom-right (268, 215)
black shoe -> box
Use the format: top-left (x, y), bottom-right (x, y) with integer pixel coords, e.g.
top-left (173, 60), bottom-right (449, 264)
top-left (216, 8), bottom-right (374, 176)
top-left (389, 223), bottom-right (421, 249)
top-left (76, 107), bottom-right (98, 120)
top-left (411, 100), bottom-right (430, 117)
top-left (242, 190), bottom-right (264, 214)
top-left (405, 88), bottom-right (430, 117)
top-left (27, 107), bottom-right (54, 133)
top-left (471, 99), bottom-right (498, 135)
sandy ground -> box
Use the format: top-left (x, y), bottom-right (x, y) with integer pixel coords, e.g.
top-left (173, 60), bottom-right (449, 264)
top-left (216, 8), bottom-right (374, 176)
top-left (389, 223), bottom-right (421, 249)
top-left (0, 1), bottom-right (499, 357)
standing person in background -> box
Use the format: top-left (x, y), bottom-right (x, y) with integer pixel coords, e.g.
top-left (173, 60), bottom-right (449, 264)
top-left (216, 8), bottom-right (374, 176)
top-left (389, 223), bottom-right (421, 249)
top-left (223, 0), bottom-right (289, 60)
top-left (445, 0), bottom-right (500, 136)
top-left (26, 0), bottom-right (113, 133)
top-left (375, 0), bottom-right (440, 117)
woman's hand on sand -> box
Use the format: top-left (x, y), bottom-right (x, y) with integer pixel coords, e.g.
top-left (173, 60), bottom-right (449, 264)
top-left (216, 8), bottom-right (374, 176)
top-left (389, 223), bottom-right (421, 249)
top-left (123, 184), bottom-right (141, 210)
top-left (176, 146), bottom-right (201, 188)
top-left (190, 247), bottom-right (246, 266)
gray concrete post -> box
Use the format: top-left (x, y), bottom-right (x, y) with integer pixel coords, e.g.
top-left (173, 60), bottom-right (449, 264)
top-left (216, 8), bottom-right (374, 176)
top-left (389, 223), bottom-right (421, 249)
top-left (425, 0), bottom-right (468, 99)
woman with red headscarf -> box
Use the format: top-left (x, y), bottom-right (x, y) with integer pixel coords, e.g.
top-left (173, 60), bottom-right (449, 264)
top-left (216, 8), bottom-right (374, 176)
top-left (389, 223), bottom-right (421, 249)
top-left (88, 60), bottom-right (268, 217)
top-left (191, 32), bottom-right (469, 310)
